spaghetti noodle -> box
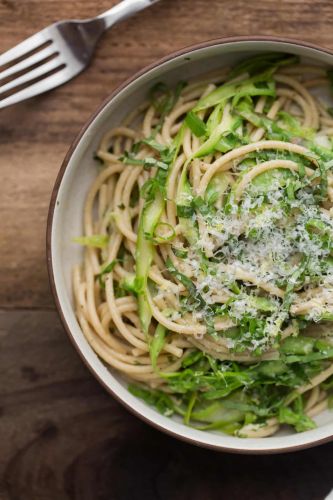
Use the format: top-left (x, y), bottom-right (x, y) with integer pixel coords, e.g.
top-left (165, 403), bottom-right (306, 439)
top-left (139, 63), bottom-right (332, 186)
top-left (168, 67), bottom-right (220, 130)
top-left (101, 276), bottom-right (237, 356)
top-left (73, 53), bottom-right (333, 437)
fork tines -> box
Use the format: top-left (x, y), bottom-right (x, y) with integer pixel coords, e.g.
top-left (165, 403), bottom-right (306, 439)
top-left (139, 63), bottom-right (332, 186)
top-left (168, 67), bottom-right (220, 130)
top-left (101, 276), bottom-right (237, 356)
top-left (0, 27), bottom-right (68, 109)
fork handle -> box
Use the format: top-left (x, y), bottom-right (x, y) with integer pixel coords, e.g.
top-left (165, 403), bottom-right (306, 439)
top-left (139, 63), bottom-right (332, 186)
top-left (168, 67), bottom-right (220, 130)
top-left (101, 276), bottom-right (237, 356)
top-left (97, 0), bottom-right (159, 30)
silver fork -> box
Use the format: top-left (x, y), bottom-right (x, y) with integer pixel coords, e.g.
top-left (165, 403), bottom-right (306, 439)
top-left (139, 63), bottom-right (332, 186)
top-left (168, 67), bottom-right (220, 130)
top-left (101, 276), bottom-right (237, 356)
top-left (0, 0), bottom-right (160, 109)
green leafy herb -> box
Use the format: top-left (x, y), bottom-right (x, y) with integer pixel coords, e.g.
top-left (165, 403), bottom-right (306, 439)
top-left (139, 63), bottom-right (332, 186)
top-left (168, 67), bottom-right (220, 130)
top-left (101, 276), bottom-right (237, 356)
top-left (194, 73), bottom-right (276, 112)
top-left (97, 260), bottom-right (118, 289)
top-left (185, 111), bottom-right (207, 137)
top-left (166, 258), bottom-right (199, 299)
top-left (176, 204), bottom-right (194, 218)
top-left (121, 151), bottom-right (168, 171)
top-left (228, 53), bottom-right (299, 80)
top-left (173, 248), bottom-right (188, 259)
top-left (128, 384), bottom-right (175, 416)
top-left (150, 81), bottom-right (187, 127)
top-left (278, 406), bottom-right (316, 432)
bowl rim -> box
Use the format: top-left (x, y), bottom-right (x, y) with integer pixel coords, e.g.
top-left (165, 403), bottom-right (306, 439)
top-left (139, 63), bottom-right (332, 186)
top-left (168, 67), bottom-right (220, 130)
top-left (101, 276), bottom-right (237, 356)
top-left (46, 35), bottom-right (333, 454)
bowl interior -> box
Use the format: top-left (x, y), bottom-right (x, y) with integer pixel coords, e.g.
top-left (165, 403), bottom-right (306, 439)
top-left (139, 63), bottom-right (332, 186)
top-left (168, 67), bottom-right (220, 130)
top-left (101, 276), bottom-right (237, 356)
top-left (49, 39), bottom-right (333, 453)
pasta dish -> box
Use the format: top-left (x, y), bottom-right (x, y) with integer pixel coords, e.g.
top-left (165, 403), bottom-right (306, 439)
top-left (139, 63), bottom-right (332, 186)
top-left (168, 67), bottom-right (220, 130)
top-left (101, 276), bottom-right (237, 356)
top-left (74, 53), bottom-right (333, 437)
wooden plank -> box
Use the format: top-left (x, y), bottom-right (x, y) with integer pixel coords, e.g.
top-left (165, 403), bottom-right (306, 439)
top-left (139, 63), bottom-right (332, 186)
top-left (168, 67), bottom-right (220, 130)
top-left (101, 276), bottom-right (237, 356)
top-left (1, 309), bottom-right (333, 500)
top-left (1, 0), bottom-right (333, 308)
top-left (2, 1), bottom-right (333, 497)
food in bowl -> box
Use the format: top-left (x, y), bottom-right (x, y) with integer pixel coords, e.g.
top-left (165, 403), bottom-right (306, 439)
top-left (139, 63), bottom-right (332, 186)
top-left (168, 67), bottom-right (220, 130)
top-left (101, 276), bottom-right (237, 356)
top-left (72, 52), bottom-right (333, 438)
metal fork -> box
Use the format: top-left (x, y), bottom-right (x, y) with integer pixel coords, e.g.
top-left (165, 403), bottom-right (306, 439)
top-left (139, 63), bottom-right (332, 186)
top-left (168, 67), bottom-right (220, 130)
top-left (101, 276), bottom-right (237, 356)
top-left (0, 0), bottom-right (160, 109)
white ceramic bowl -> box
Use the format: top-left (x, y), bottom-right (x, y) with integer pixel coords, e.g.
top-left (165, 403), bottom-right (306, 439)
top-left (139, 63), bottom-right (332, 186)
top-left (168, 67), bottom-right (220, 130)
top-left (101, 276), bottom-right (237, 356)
top-left (47, 36), bottom-right (333, 453)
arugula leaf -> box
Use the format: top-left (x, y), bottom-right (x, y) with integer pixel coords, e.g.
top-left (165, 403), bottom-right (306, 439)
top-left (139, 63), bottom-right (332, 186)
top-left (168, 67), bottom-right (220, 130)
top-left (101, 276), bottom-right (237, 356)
top-left (150, 81), bottom-right (187, 126)
top-left (282, 349), bottom-right (333, 364)
top-left (128, 384), bottom-right (175, 416)
top-left (283, 256), bottom-right (309, 310)
top-left (120, 151), bottom-right (145, 166)
top-left (166, 258), bottom-right (199, 299)
top-left (278, 406), bottom-right (316, 432)
top-left (194, 73), bottom-right (276, 112)
top-left (176, 204), bottom-right (194, 218)
top-left (280, 336), bottom-right (315, 356)
top-left (258, 360), bottom-right (288, 378)
top-left (141, 137), bottom-right (170, 153)
top-left (140, 126), bottom-right (185, 203)
top-left (181, 350), bottom-right (204, 368)
top-left (121, 151), bottom-right (168, 171)
top-left (131, 346), bottom-right (329, 433)
top-left (185, 111), bottom-right (207, 137)
top-left (141, 172), bottom-right (168, 202)
top-left (173, 247), bottom-right (188, 259)
top-left (228, 53), bottom-right (299, 79)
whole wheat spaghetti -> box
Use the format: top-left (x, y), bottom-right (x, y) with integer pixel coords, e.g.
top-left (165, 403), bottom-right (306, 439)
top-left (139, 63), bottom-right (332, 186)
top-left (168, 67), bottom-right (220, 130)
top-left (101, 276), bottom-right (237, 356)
top-left (73, 53), bottom-right (333, 437)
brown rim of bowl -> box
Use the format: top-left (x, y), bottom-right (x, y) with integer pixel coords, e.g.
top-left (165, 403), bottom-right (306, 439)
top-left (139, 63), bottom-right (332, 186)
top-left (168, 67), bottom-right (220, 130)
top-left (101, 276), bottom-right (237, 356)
top-left (46, 35), bottom-right (333, 455)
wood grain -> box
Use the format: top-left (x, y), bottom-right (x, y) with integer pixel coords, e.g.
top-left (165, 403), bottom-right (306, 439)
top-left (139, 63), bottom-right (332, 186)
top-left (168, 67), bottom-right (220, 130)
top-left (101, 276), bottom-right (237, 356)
top-left (2, 311), bottom-right (333, 500)
top-left (2, 0), bottom-right (333, 498)
top-left (2, 0), bottom-right (333, 308)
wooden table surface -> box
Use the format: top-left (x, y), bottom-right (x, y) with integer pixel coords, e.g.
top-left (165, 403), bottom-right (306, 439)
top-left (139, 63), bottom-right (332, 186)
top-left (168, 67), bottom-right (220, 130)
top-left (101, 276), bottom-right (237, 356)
top-left (2, 1), bottom-right (333, 498)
